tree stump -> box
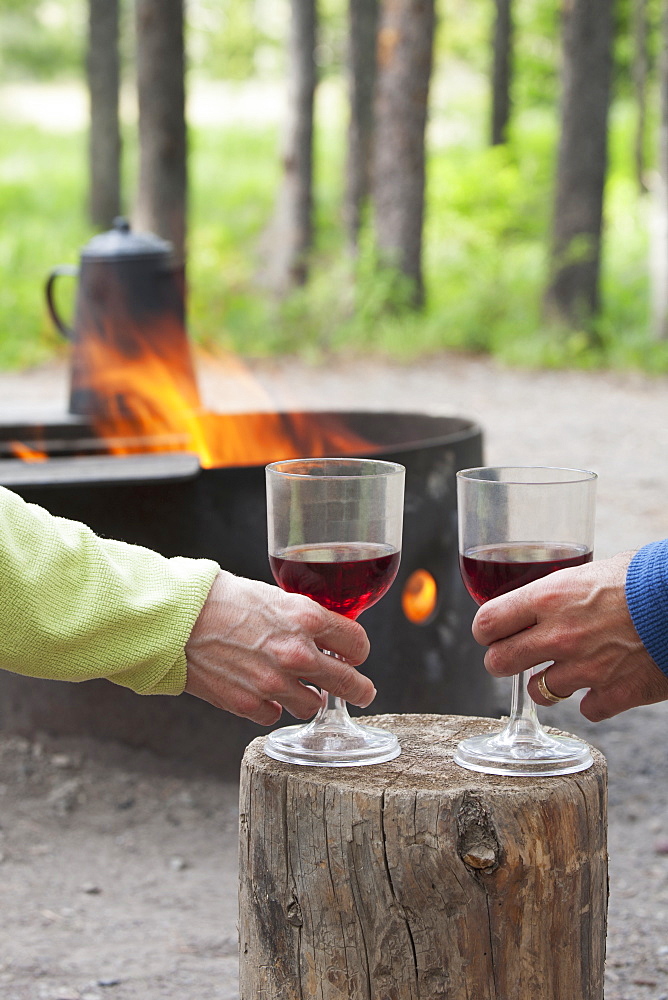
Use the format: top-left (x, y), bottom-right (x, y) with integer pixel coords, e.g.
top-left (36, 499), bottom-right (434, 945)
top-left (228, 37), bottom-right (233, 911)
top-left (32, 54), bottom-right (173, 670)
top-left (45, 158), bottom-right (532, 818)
top-left (239, 714), bottom-right (607, 1000)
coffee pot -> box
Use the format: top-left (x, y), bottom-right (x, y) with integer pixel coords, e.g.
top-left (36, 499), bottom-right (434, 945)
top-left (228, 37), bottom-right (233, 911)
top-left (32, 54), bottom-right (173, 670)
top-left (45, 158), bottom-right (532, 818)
top-left (46, 217), bottom-right (200, 418)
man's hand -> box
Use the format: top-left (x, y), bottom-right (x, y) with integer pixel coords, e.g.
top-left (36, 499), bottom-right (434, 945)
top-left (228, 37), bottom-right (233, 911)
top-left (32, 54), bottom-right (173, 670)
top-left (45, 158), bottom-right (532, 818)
top-left (472, 551), bottom-right (668, 722)
top-left (184, 570), bottom-right (373, 725)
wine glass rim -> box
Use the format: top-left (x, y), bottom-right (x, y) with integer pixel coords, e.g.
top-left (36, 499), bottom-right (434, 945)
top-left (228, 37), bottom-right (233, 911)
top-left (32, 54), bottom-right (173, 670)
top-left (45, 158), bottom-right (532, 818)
top-left (266, 457), bottom-right (405, 479)
top-left (456, 465), bottom-right (597, 485)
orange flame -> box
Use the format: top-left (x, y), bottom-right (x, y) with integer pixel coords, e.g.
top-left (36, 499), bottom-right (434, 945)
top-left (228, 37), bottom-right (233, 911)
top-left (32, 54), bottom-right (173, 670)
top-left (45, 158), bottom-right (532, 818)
top-left (9, 441), bottom-right (47, 462)
top-left (67, 317), bottom-right (375, 468)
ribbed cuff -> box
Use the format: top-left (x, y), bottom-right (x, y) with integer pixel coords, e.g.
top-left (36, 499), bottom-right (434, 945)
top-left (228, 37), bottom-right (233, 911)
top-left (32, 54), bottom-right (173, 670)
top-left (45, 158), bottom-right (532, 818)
top-left (625, 539), bottom-right (668, 679)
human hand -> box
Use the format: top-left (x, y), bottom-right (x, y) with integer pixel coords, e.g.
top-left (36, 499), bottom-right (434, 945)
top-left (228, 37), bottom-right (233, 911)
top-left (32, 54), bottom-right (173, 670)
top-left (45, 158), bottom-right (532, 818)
top-left (184, 570), bottom-right (373, 725)
top-left (471, 551), bottom-right (668, 722)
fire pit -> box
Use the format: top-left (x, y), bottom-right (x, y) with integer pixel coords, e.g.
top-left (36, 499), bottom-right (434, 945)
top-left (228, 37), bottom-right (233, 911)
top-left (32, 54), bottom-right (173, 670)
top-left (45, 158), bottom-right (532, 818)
top-left (0, 408), bottom-right (491, 774)
top-left (0, 222), bottom-right (495, 772)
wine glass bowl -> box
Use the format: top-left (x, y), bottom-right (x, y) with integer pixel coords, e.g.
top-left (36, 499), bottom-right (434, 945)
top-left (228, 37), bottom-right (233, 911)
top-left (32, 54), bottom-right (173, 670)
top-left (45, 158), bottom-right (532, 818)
top-left (454, 466), bottom-right (597, 777)
top-left (269, 543), bottom-right (401, 620)
top-left (263, 457), bottom-right (405, 767)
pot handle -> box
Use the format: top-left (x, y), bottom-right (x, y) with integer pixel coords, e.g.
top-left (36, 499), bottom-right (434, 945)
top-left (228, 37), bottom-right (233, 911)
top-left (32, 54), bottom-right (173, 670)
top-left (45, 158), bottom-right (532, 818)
top-left (45, 265), bottom-right (78, 340)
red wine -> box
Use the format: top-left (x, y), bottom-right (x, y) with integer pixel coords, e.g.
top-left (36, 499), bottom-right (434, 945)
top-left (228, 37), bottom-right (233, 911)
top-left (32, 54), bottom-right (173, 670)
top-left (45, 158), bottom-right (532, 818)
top-left (270, 542), bottom-right (401, 620)
top-left (460, 542), bottom-right (593, 606)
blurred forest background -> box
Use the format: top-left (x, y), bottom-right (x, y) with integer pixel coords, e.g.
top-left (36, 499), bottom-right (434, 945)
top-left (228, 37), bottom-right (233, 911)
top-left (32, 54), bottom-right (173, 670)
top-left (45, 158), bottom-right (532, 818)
top-left (1, 0), bottom-right (667, 374)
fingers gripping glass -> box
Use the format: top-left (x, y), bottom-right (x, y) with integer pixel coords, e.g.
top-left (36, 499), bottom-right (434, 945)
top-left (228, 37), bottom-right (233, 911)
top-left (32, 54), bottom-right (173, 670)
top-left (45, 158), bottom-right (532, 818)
top-left (455, 466), bottom-right (597, 777)
top-left (263, 458), bottom-right (405, 767)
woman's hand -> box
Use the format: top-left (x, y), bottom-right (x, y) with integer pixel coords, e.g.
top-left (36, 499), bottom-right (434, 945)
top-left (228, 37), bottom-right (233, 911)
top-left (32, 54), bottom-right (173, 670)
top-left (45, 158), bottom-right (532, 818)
top-left (184, 571), bottom-right (373, 725)
top-left (471, 551), bottom-right (668, 722)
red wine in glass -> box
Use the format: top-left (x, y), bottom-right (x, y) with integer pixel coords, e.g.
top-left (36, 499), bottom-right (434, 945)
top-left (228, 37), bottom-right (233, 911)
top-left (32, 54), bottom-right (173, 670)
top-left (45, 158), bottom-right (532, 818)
top-left (460, 541), bottom-right (593, 607)
top-left (270, 542), bottom-right (401, 620)
top-left (264, 456), bottom-right (405, 767)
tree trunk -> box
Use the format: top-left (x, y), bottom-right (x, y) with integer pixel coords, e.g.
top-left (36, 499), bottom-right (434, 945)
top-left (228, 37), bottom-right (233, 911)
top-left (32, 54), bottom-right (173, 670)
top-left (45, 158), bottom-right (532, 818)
top-left (262, 0), bottom-right (317, 294)
top-left (633, 0), bottom-right (649, 193)
top-left (490, 0), bottom-right (514, 145)
top-left (135, 0), bottom-right (187, 264)
top-left (543, 0), bottom-right (614, 329)
top-left (87, 0), bottom-right (121, 229)
top-left (344, 0), bottom-right (379, 251)
top-left (372, 0), bottom-right (435, 307)
top-left (239, 714), bottom-right (608, 1000)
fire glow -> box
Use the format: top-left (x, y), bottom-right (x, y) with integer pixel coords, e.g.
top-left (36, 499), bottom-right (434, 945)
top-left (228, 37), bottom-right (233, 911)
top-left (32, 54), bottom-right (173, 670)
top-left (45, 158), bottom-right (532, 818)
top-left (14, 320), bottom-right (376, 468)
top-left (9, 441), bottom-right (47, 463)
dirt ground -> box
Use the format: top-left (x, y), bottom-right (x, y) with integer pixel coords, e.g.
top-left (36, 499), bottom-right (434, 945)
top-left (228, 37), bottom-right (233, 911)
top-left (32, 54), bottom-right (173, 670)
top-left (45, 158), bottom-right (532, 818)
top-left (1, 352), bottom-right (668, 999)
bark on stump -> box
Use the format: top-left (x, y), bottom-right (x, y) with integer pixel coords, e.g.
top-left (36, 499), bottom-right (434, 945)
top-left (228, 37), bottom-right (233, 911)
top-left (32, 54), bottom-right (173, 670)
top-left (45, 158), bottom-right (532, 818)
top-left (239, 713), bottom-right (607, 1000)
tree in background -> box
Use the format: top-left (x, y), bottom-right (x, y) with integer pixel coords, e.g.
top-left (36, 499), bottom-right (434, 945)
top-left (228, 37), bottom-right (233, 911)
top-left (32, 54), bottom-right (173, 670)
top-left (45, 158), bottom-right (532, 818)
top-left (87, 0), bottom-right (121, 229)
top-left (262, 0), bottom-right (317, 294)
top-left (372, 0), bottom-right (435, 307)
top-left (543, 0), bottom-right (614, 330)
top-left (490, 0), bottom-right (514, 145)
top-left (344, 0), bottom-right (379, 251)
top-left (135, 0), bottom-right (187, 264)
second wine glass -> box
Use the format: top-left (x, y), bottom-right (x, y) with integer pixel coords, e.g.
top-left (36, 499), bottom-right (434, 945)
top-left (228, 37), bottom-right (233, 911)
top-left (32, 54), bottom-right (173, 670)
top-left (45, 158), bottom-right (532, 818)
top-left (454, 466), bottom-right (597, 777)
top-left (263, 457), bottom-right (405, 767)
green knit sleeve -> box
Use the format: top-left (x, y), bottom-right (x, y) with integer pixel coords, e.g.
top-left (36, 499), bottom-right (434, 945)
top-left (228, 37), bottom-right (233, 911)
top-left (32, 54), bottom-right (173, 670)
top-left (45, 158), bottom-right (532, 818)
top-left (0, 486), bottom-right (220, 695)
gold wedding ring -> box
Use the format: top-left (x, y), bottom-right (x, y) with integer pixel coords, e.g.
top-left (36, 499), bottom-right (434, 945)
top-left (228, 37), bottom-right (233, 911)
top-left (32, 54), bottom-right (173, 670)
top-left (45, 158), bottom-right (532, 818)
top-left (536, 669), bottom-right (569, 704)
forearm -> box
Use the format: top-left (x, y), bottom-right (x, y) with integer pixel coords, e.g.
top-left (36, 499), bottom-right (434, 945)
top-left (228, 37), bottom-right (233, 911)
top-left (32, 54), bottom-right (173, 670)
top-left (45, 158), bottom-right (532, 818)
top-left (0, 486), bottom-right (219, 694)
top-left (625, 539), bottom-right (668, 678)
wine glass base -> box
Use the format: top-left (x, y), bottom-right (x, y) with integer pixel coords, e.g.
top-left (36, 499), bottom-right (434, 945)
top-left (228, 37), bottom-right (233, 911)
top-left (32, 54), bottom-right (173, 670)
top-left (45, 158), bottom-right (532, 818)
top-left (453, 731), bottom-right (593, 777)
top-left (263, 723), bottom-right (401, 767)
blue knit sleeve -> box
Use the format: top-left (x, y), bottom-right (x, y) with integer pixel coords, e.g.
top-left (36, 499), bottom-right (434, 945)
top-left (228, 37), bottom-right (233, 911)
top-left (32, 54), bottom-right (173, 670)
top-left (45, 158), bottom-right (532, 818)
top-left (625, 539), bottom-right (668, 679)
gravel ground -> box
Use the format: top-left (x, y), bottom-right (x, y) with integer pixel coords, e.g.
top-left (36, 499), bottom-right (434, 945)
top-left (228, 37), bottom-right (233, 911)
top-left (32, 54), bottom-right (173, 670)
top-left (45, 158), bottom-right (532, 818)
top-left (0, 352), bottom-right (667, 999)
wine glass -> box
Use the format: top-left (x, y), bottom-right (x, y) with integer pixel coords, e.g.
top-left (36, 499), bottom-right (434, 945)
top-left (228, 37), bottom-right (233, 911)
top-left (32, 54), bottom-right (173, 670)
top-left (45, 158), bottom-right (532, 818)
top-left (263, 457), bottom-right (405, 767)
top-left (454, 466), bottom-right (597, 777)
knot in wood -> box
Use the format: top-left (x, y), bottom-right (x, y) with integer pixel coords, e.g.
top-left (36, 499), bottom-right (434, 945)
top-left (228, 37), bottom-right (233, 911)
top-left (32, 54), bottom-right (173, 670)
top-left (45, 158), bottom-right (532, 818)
top-left (456, 793), bottom-right (500, 874)
top-left (286, 894), bottom-right (303, 927)
top-left (461, 846), bottom-right (497, 869)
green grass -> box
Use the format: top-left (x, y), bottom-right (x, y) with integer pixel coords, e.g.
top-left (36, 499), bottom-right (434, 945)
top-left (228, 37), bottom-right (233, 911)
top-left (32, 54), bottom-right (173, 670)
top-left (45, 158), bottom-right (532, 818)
top-left (0, 92), bottom-right (665, 374)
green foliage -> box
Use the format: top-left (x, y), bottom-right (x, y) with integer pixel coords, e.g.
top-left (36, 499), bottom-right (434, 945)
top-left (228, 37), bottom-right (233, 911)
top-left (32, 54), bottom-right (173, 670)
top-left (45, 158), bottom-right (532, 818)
top-left (436, 0), bottom-right (489, 72)
top-left (0, 0), bottom-right (665, 374)
top-left (0, 94), bottom-right (664, 374)
top-left (186, 100), bottom-right (661, 376)
top-left (315, 0), bottom-right (347, 76)
top-left (0, 124), bottom-right (89, 367)
top-left (279, 125), bottom-right (556, 363)
top-left (190, 0), bottom-right (281, 81)
top-left (187, 125), bottom-right (279, 352)
top-left (0, 0), bottom-right (84, 79)
top-left (612, 0), bottom-right (663, 97)
top-left (512, 0), bottom-right (560, 109)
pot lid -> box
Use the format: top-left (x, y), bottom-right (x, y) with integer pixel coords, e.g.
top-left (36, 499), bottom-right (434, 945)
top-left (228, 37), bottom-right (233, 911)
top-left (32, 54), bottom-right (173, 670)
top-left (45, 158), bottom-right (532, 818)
top-left (81, 217), bottom-right (173, 260)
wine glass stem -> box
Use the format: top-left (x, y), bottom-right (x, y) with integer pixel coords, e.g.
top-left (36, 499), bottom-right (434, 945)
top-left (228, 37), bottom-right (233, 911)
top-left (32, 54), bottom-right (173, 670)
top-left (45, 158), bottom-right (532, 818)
top-left (312, 650), bottom-right (355, 726)
top-left (321, 692), bottom-right (347, 714)
top-left (503, 665), bottom-right (544, 742)
top-left (312, 688), bottom-right (347, 721)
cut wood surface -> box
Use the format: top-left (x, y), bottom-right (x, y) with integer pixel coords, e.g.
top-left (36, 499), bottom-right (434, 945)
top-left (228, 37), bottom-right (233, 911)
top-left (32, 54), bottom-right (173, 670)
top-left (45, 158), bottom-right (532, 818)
top-left (239, 713), bottom-right (608, 1000)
